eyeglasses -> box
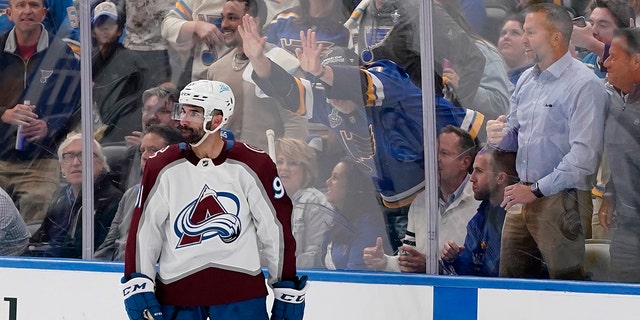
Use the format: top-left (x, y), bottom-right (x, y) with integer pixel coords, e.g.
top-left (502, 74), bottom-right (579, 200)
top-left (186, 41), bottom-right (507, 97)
top-left (61, 152), bottom-right (99, 163)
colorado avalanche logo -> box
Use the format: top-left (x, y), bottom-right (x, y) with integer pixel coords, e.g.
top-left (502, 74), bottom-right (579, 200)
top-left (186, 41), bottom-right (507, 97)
top-left (174, 185), bottom-right (241, 248)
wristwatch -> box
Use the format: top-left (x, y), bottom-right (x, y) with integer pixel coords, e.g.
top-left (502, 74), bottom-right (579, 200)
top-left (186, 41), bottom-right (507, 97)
top-left (531, 182), bottom-right (544, 198)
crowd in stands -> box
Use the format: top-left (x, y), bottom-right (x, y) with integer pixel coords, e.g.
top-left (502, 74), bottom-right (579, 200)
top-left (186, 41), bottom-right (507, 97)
top-left (2, 0), bottom-right (640, 284)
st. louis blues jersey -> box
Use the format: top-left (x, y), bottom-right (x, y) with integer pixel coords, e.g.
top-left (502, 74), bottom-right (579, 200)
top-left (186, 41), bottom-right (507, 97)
top-left (252, 59), bottom-right (484, 207)
top-left (264, 6), bottom-right (350, 55)
top-left (124, 141), bottom-right (297, 306)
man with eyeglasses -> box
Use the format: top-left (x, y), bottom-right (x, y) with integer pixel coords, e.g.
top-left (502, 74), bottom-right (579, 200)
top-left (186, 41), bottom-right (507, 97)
top-left (114, 85), bottom-right (182, 191)
top-left (29, 133), bottom-right (123, 258)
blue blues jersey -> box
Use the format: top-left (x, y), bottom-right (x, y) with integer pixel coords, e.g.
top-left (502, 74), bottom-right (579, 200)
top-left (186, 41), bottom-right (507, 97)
top-left (252, 59), bottom-right (484, 207)
top-left (446, 200), bottom-right (506, 277)
top-left (264, 7), bottom-right (349, 55)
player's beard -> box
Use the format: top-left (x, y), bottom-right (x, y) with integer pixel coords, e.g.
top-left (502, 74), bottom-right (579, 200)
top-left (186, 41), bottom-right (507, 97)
top-left (179, 125), bottom-right (206, 144)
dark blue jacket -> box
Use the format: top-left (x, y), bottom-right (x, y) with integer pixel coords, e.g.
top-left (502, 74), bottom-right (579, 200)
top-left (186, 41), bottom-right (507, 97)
top-left (30, 173), bottom-right (122, 258)
top-left (448, 200), bottom-right (506, 277)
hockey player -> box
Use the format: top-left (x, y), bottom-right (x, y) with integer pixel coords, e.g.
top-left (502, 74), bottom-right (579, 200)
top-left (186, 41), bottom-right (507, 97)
top-left (122, 80), bottom-right (307, 320)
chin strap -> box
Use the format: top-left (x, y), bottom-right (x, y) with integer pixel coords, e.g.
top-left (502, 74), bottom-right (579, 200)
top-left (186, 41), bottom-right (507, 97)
top-left (189, 121), bottom-right (224, 148)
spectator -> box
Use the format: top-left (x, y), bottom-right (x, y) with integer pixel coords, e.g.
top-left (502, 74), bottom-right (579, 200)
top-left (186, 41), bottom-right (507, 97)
top-left (207, 0), bottom-right (308, 151)
top-left (265, 0), bottom-right (350, 57)
top-left (322, 158), bottom-right (388, 270)
top-left (275, 137), bottom-right (333, 268)
top-left (0, 0), bottom-right (80, 55)
top-left (600, 27), bottom-right (640, 282)
top-left (347, 0), bottom-right (422, 86)
top-left (362, 126), bottom-right (480, 273)
top-left (571, 0), bottom-right (634, 240)
top-left (441, 145), bottom-right (518, 277)
top-left (240, 17), bottom-right (485, 250)
top-left (0, 0), bottom-right (81, 224)
top-left (122, 80), bottom-right (306, 320)
top-left (498, 14), bottom-right (534, 84)
top-left (571, 0), bottom-right (634, 78)
top-left (114, 0), bottom-right (174, 89)
top-left (91, 1), bottom-right (146, 144)
top-left (111, 85), bottom-right (181, 191)
top-left (460, 0), bottom-right (488, 39)
top-left (0, 186), bottom-right (29, 256)
top-left (439, 0), bottom-right (512, 142)
top-left (263, 0), bottom-right (298, 27)
top-left (95, 124), bottom-right (183, 261)
top-left (486, 3), bottom-right (607, 280)
top-left (29, 134), bottom-right (123, 258)
top-left (161, 0), bottom-right (229, 81)
top-left (347, 0), bottom-right (487, 97)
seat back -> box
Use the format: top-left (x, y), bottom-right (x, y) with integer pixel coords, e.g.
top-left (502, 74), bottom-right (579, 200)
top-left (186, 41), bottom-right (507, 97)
top-left (584, 239), bottom-right (610, 281)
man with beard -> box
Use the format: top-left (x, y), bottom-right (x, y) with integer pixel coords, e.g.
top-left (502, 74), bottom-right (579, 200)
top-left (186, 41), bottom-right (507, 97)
top-left (486, 3), bottom-right (607, 280)
top-left (440, 145), bottom-right (518, 277)
top-left (207, 0), bottom-right (307, 151)
top-left (111, 85), bottom-right (182, 191)
top-left (122, 80), bottom-right (306, 320)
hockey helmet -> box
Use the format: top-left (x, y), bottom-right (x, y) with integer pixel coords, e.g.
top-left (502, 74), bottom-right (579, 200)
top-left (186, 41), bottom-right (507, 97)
top-left (178, 80), bottom-right (235, 135)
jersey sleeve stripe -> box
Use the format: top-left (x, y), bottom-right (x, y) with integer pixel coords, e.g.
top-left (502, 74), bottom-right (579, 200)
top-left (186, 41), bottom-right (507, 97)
top-left (461, 109), bottom-right (485, 140)
top-left (172, 0), bottom-right (193, 21)
top-left (293, 76), bottom-right (307, 116)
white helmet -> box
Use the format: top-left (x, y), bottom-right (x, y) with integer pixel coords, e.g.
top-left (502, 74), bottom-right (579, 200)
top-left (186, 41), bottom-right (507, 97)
top-left (179, 80), bottom-right (235, 136)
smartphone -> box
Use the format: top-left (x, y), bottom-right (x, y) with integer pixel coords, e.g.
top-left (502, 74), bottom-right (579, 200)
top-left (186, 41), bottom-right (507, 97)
top-left (572, 16), bottom-right (587, 27)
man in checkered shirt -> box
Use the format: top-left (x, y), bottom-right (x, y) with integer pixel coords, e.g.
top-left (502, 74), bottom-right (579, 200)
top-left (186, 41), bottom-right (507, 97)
top-left (0, 186), bottom-right (29, 256)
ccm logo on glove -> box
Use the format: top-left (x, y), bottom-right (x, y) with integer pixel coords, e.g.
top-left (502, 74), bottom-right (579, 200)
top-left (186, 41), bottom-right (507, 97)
top-left (122, 276), bottom-right (155, 297)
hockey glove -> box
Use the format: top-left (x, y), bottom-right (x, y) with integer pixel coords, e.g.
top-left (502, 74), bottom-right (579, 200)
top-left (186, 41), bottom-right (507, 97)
top-left (271, 275), bottom-right (308, 320)
top-left (121, 273), bottom-right (164, 320)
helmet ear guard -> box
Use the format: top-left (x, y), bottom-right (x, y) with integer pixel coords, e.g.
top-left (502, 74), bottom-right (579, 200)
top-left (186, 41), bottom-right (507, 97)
top-left (177, 80), bottom-right (235, 135)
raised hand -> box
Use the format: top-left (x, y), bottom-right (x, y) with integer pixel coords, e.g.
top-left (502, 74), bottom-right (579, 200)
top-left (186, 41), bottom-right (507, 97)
top-left (294, 29), bottom-right (323, 76)
top-left (486, 115), bottom-right (507, 145)
top-left (239, 14), bottom-right (266, 61)
top-left (363, 236), bottom-right (387, 270)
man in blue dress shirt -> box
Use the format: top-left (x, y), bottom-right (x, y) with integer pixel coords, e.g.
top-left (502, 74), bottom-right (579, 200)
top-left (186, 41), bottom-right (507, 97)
top-left (486, 3), bottom-right (608, 280)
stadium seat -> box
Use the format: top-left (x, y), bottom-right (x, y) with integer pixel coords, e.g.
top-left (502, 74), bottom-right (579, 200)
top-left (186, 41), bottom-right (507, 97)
top-left (26, 220), bottom-right (42, 238)
top-left (101, 142), bottom-right (130, 191)
top-left (584, 238), bottom-right (610, 281)
top-left (483, 0), bottom-right (513, 45)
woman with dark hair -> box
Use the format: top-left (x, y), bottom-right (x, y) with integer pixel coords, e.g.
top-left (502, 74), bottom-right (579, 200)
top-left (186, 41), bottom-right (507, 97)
top-left (322, 158), bottom-right (389, 270)
top-left (497, 14), bottom-right (533, 84)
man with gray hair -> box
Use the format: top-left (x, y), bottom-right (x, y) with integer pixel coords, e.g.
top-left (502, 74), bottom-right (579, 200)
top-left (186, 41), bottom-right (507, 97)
top-left (599, 27), bottom-right (640, 282)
